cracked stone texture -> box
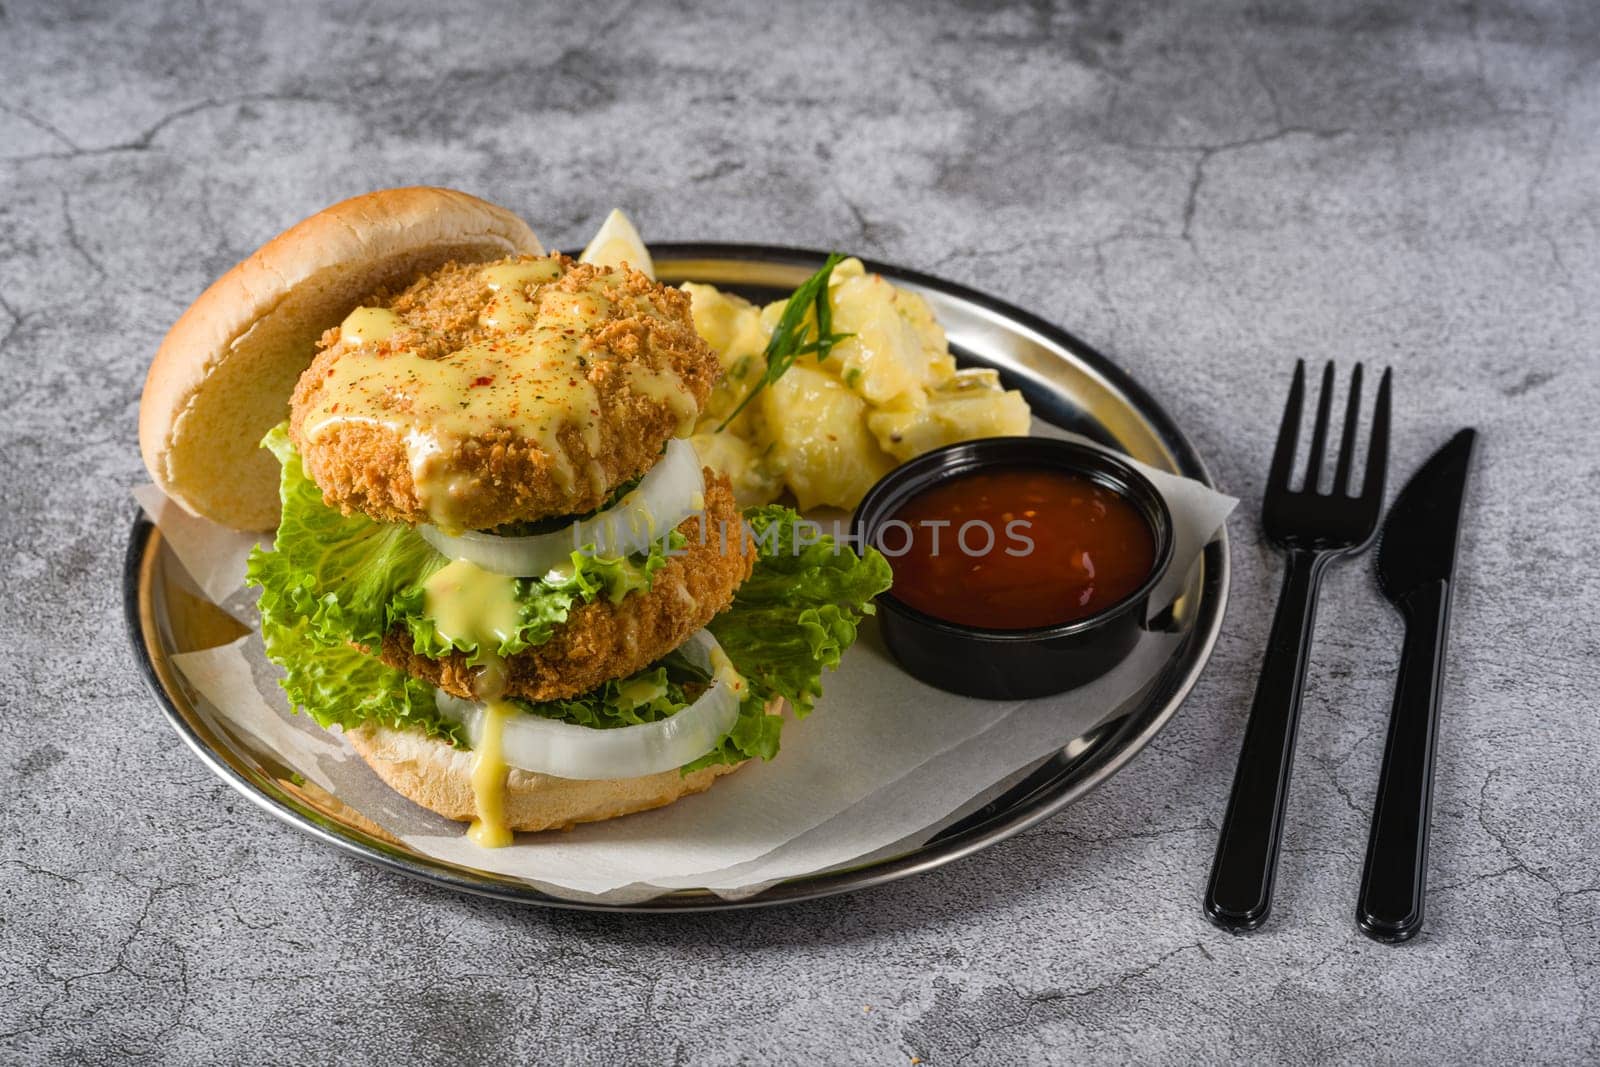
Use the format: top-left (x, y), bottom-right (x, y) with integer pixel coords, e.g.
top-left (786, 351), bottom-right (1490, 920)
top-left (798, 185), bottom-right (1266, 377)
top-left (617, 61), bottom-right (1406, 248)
top-left (2, 0), bottom-right (1597, 1062)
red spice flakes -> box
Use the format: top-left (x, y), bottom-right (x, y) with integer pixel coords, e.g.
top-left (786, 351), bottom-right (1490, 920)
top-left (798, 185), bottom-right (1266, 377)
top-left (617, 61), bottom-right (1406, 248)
top-left (472, 375), bottom-right (494, 387)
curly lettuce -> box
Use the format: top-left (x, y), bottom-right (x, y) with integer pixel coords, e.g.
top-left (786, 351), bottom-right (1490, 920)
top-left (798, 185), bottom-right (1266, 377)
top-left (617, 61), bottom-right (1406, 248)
top-left (261, 612), bottom-right (462, 743)
top-left (691, 506), bottom-right (892, 769)
top-left (512, 660), bottom-right (700, 729)
top-left (708, 505), bottom-right (893, 716)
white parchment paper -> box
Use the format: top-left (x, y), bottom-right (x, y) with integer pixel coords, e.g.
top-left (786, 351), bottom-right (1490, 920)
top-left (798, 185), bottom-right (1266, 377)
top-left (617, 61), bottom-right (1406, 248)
top-left (145, 435), bottom-right (1233, 902)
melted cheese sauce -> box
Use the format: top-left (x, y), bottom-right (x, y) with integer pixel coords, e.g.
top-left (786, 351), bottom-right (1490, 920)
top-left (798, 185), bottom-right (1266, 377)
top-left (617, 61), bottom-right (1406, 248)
top-left (422, 559), bottom-right (523, 653)
top-left (339, 306), bottom-right (402, 344)
top-left (709, 642), bottom-right (748, 698)
top-left (425, 559), bottom-right (522, 847)
top-left (467, 699), bottom-right (514, 848)
top-left (300, 256), bottom-right (690, 531)
top-left (481, 258), bottom-right (563, 330)
top-left (625, 363), bottom-right (700, 436)
top-left (617, 674), bottom-right (666, 708)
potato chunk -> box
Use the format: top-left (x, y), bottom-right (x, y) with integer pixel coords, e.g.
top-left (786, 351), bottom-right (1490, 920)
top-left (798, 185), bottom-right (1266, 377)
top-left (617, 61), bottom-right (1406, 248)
top-left (761, 361), bottom-right (894, 510)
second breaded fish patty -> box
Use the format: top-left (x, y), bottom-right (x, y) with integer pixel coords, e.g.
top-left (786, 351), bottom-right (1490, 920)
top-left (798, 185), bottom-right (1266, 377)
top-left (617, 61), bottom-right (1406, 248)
top-left (289, 254), bottom-right (719, 532)
top-left (380, 472), bottom-right (757, 703)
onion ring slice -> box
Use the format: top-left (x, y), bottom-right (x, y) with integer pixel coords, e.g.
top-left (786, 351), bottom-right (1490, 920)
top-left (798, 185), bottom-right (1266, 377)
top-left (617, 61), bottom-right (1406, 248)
top-left (420, 439), bottom-right (704, 577)
top-left (435, 630), bottom-right (746, 780)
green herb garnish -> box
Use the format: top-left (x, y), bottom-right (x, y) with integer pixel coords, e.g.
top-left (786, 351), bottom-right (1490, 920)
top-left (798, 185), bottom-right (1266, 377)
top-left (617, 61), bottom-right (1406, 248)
top-left (717, 253), bottom-right (852, 431)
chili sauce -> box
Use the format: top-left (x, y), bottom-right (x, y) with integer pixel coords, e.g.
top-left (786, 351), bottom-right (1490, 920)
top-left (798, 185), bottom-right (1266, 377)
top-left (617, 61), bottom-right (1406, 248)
top-left (881, 466), bottom-right (1156, 630)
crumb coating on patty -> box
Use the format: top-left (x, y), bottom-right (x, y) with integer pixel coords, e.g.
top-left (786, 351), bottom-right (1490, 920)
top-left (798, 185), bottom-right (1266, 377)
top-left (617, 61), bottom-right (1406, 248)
top-left (289, 255), bottom-right (719, 530)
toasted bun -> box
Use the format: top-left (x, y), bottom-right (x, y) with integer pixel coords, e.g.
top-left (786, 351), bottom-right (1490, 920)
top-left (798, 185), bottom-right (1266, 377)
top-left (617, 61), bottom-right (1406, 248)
top-left (139, 187), bottom-right (543, 531)
top-left (344, 696), bottom-right (785, 834)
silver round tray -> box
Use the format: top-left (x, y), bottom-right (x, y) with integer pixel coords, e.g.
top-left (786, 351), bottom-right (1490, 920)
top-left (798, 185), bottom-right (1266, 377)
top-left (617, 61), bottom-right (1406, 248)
top-left (124, 245), bottom-right (1230, 911)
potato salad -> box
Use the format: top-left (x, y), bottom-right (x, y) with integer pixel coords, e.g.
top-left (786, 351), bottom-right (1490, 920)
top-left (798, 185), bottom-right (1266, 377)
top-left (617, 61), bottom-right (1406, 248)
top-left (684, 259), bottom-right (1031, 510)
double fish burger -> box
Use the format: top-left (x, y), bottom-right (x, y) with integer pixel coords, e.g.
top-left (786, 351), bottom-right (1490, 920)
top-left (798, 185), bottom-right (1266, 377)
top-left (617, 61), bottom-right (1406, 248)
top-left (139, 188), bottom-right (890, 846)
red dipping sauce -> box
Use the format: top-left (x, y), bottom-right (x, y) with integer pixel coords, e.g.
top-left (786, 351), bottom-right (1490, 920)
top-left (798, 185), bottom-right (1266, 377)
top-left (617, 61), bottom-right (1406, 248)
top-left (881, 466), bottom-right (1157, 631)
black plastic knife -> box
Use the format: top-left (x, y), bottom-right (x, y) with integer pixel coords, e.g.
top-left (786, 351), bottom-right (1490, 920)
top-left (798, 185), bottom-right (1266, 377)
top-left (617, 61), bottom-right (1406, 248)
top-left (1357, 427), bottom-right (1477, 942)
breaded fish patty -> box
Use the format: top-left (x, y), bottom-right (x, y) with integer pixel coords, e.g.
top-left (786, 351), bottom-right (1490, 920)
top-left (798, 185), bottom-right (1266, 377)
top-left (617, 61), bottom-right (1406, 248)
top-left (380, 472), bottom-right (757, 702)
top-left (289, 255), bottom-right (719, 531)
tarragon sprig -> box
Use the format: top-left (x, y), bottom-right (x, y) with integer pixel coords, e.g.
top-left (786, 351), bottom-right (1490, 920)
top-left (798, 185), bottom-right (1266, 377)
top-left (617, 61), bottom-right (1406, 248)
top-left (717, 253), bottom-right (852, 431)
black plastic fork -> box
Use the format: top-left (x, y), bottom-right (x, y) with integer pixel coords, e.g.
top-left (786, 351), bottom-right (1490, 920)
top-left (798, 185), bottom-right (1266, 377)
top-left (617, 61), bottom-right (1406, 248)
top-left (1204, 361), bottom-right (1391, 931)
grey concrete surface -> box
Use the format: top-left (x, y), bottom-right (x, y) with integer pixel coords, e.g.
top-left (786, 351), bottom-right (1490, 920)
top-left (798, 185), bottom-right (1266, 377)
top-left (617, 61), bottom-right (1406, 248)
top-left (2, 0), bottom-right (1597, 1062)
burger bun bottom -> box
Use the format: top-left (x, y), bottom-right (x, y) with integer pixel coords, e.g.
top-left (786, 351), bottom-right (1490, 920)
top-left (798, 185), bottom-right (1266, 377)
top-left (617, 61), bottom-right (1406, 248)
top-left (344, 697), bottom-right (783, 834)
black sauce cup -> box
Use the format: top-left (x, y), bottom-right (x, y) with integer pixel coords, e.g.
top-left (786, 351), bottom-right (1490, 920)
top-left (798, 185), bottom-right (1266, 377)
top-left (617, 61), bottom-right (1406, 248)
top-left (851, 437), bottom-right (1176, 700)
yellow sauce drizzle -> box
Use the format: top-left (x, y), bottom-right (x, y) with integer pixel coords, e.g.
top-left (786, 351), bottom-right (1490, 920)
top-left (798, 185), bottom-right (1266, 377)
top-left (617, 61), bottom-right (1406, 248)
top-left (340, 306), bottom-right (402, 344)
top-left (480, 258), bottom-right (563, 330)
top-left (422, 558), bottom-right (522, 847)
top-left (709, 643), bottom-right (748, 698)
top-left (422, 559), bottom-right (523, 652)
top-left (474, 656), bottom-right (509, 704)
top-left (625, 363), bottom-right (699, 436)
top-left (467, 699), bottom-right (514, 848)
top-left (620, 613), bottom-right (640, 659)
top-left (617, 674), bottom-right (666, 709)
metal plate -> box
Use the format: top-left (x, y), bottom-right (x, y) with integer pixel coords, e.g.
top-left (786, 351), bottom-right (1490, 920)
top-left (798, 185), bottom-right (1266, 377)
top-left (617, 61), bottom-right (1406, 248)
top-left (124, 245), bottom-right (1230, 911)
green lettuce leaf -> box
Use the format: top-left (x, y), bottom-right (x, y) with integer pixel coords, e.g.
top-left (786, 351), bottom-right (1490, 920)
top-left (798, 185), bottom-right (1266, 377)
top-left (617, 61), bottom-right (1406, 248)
top-left (708, 505), bottom-right (893, 717)
top-left (260, 612), bottom-right (462, 744)
top-left (249, 425), bottom-right (445, 652)
top-left (689, 505), bottom-right (892, 770)
top-left (512, 662), bottom-right (700, 729)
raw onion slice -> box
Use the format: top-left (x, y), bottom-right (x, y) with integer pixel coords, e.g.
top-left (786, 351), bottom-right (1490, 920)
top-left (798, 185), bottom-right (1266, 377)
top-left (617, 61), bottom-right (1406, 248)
top-left (419, 439), bottom-right (704, 577)
top-left (434, 630), bottom-right (746, 780)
